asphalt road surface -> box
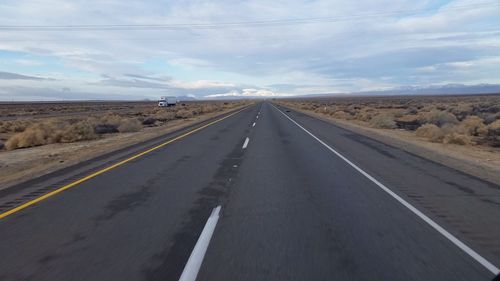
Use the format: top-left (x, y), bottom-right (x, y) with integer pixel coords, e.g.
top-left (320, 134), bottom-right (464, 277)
top-left (0, 102), bottom-right (499, 281)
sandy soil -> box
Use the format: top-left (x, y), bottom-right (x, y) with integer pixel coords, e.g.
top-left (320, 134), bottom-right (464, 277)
top-left (284, 106), bottom-right (500, 185)
top-left (0, 104), bottom-right (249, 190)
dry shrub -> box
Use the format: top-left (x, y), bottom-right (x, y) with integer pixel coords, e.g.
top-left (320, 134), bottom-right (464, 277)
top-left (175, 109), bottom-right (193, 119)
top-left (142, 117), bottom-right (156, 126)
top-left (94, 124), bottom-right (118, 134)
top-left (314, 105), bottom-right (337, 115)
top-left (458, 116), bottom-right (487, 136)
top-left (99, 114), bottom-right (123, 127)
top-left (489, 119), bottom-right (500, 131)
top-left (395, 115), bottom-right (421, 130)
top-left (154, 110), bottom-right (176, 122)
top-left (450, 104), bottom-right (473, 121)
top-left (480, 113), bottom-right (498, 124)
top-left (392, 109), bottom-right (406, 118)
top-left (415, 124), bottom-right (444, 142)
top-left (190, 107), bottom-right (202, 116)
top-left (200, 104), bottom-right (220, 114)
top-left (369, 114), bottom-right (396, 129)
top-left (4, 114), bottom-right (144, 150)
top-left (0, 119), bottom-right (32, 133)
top-left (405, 107), bottom-right (418, 115)
top-left (59, 120), bottom-right (97, 142)
top-left (5, 122), bottom-right (59, 150)
top-left (314, 106), bottom-right (327, 114)
top-left (421, 110), bottom-right (458, 127)
top-left (416, 123), bottom-right (472, 145)
top-left (300, 103), bottom-right (315, 111)
top-left (333, 110), bottom-right (351, 120)
top-left (346, 104), bottom-right (360, 115)
top-left (443, 133), bottom-right (472, 145)
top-left (117, 119), bottom-right (142, 132)
top-left (485, 120), bottom-right (500, 147)
top-left (354, 108), bottom-right (375, 121)
top-left (94, 114), bottom-right (143, 133)
top-left (327, 106), bottom-right (339, 115)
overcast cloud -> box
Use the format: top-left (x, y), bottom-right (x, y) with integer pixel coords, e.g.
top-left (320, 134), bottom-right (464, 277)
top-left (0, 0), bottom-right (499, 100)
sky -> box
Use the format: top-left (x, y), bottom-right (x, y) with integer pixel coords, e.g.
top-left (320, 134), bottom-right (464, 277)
top-left (0, 0), bottom-right (499, 100)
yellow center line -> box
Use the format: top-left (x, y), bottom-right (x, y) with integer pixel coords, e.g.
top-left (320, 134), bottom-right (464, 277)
top-left (0, 106), bottom-right (250, 220)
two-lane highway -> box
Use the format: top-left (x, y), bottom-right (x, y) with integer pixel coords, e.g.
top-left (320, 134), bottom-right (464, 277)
top-left (0, 102), bottom-right (498, 280)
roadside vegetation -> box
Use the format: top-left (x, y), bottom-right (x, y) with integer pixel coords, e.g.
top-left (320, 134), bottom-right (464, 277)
top-left (277, 95), bottom-right (500, 147)
top-left (0, 101), bottom-right (247, 151)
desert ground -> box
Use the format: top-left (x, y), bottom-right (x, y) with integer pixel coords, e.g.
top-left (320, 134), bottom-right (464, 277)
top-left (0, 100), bottom-right (250, 188)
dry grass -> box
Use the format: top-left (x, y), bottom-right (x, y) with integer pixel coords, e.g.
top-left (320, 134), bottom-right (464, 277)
top-left (369, 114), bottom-right (396, 129)
top-left (0, 120), bottom-right (32, 133)
top-left (486, 119), bottom-right (500, 147)
top-left (5, 121), bottom-right (59, 150)
top-left (4, 119), bottom-right (99, 150)
top-left (175, 109), bottom-right (194, 119)
top-left (333, 110), bottom-right (352, 119)
top-left (443, 133), bottom-right (472, 145)
top-left (117, 119), bottom-right (142, 133)
top-left (459, 116), bottom-right (487, 136)
top-left (278, 94), bottom-right (500, 147)
top-left (153, 110), bottom-right (176, 122)
top-left (489, 119), bottom-right (500, 130)
top-left (59, 120), bottom-right (97, 143)
top-left (415, 124), bottom-right (444, 142)
top-left (420, 110), bottom-right (459, 127)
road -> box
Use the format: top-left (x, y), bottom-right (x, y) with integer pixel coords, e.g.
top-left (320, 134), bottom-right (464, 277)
top-left (0, 102), bottom-right (499, 281)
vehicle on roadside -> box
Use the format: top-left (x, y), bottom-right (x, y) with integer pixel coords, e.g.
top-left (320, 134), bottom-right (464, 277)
top-left (158, 96), bottom-right (177, 107)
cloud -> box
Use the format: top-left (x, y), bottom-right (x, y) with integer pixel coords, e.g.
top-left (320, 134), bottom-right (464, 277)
top-left (13, 59), bottom-right (43, 66)
top-left (0, 71), bottom-right (47, 80)
top-left (95, 77), bottom-right (173, 89)
top-left (0, 0), bottom-right (499, 100)
top-left (169, 57), bottom-right (213, 68)
top-left (95, 74), bottom-right (239, 92)
top-left (0, 71), bottom-right (267, 100)
top-left (0, 85), bottom-right (139, 101)
top-left (123, 74), bottom-right (172, 82)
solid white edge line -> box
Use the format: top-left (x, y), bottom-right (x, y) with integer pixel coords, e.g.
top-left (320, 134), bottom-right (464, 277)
top-left (179, 206), bottom-right (221, 281)
top-left (252, 122), bottom-right (256, 127)
top-left (242, 137), bottom-right (250, 149)
top-left (271, 104), bottom-right (500, 276)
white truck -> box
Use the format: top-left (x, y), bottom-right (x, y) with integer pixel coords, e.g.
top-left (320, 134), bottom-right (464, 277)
top-left (158, 96), bottom-right (177, 107)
